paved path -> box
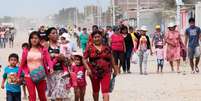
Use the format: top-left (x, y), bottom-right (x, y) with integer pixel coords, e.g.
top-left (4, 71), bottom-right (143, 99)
top-left (0, 29), bottom-right (201, 101)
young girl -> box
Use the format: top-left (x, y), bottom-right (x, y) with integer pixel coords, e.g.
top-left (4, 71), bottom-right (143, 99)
top-left (137, 26), bottom-right (153, 75)
top-left (19, 31), bottom-right (54, 101)
top-left (71, 52), bottom-right (87, 101)
top-left (155, 41), bottom-right (164, 73)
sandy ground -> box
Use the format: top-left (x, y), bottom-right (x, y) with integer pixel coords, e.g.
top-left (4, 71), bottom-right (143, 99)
top-left (1, 30), bottom-right (201, 101)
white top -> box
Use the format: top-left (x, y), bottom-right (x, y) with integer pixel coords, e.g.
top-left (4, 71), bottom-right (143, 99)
top-left (156, 48), bottom-right (164, 59)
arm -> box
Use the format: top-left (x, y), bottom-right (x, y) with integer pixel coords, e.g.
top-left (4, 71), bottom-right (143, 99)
top-left (111, 54), bottom-right (118, 75)
top-left (1, 70), bottom-right (7, 89)
top-left (43, 48), bottom-right (54, 74)
top-left (83, 45), bottom-right (92, 76)
top-left (123, 41), bottom-right (126, 53)
top-left (184, 32), bottom-right (188, 48)
top-left (1, 79), bottom-right (6, 89)
top-left (147, 36), bottom-right (153, 55)
top-left (82, 58), bottom-right (91, 75)
top-left (18, 48), bottom-right (28, 77)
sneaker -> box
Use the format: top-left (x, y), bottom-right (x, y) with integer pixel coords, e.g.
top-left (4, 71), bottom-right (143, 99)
top-left (144, 72), bottom-right (148, 75)
top-left (195, 67), bottom-right (199, 73)
top-left (127, 71), bottom-right (132, 74)
top-left (191, 71), bottom-right (195, 74)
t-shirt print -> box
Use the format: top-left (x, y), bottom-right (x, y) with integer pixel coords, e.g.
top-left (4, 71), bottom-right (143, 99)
top-left (189, 29), bottom-right (197, 36)
top-left (7, 72), bottom-right (18, 84)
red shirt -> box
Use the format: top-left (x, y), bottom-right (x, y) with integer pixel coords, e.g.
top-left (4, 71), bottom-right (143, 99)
top-left (84, 44), bottom-right (112, 74)
top-left (72, 65), bottom-right (86, 87)
top-left (111, 34), bottom-right (124, 52)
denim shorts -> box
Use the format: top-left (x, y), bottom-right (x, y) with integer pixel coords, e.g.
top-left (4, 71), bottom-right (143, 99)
top-left (188, 47), bottom-right (201, 59)
top-left (157, 59), bottom-right (164, 66)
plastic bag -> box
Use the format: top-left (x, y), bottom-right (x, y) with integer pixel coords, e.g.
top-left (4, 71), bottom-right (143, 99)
top-left (131, 52), bottom-right (138, 64)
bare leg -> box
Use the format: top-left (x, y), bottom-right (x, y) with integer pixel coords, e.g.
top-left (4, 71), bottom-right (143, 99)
top-left (195, 57), bottom-right (200, 73)
top-left (189, 59), bottom-right (194, 72)
top-left (80, 87), bottom-right (86, 101)
top-left (74, 88), bottom-right (80, 101)
top-left (169, 61), bottom-right (174, 72)
top-left (23, 85), bottom-right (27, 99)
top-left (93, 93), bottom-right (99, 101)
top-left (176, 60), bottom-right (180, 73)
top-left (103, 93), bottom-right (109, 101)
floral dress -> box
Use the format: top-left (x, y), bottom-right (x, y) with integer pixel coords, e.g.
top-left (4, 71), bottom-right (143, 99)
top-left (46, 46), bottom-right (72, 100)
top-left (165, 31), bottom-right (181, 61)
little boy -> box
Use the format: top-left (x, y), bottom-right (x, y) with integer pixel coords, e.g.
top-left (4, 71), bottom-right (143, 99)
top-left (1, 53), bottom-right (22, 101)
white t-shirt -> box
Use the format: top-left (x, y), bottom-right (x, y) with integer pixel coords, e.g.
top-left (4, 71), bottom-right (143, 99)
top-left (156, 48), bottom-right (164, 60)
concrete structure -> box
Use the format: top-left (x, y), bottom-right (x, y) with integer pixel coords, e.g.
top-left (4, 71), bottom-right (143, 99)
top-left (84, 5), bottom-right (100, 25)
top-left (113, 0), bottom-right (162, 20)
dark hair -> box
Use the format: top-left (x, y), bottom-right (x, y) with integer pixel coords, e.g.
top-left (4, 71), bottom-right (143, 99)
top-left (189, 18), bottom-right (195, 23)
top-left (28, 31), bottom-right (41, 48)
top-left (21, 42), bottom-right (29, 49)
top-left (112, 26), bottom-right (120, 32)
top-left (120, 25), bottom-right (128, 33)
top-left (92, 25), bottom-right (98, 29)
top-left (91, 31), bottom-right (102, 37)
top-left (106, 26), bottom-right (112, 29)
top-left (129, 26), bottom-right (134, 30)
top-left (8, 53), bottom-right (19, 62)
top-left (74, 55), bottom-right (83, 66)
top-left (83, 28), bottom-right (87, 31)
top-left (45, 27), bottom-right (57, 40)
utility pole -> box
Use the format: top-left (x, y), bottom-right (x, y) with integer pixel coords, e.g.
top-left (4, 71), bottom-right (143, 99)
top-left (112, 0), bottom-right (115, 25)
top-left (137, 0), bottom-right (140, 28)
top-left (175, 0), bottom-right (183, 32)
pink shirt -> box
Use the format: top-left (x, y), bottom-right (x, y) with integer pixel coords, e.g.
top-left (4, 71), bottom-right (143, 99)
top-left (72, 65), bottom-right (86, 87)
top-left (27, 51), bottom-right (43, 72)
top-left (18, 48), bottom-right (53, 77)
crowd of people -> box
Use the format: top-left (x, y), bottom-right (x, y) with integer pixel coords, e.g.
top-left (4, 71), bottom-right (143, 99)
top-left (0, 26), bottom-right (16, 48)
top-left (1, 17), bottom-right (201, 101)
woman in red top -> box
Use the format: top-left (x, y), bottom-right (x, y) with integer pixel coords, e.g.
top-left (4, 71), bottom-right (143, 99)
top-left (84, 31), bottom-right (118, 101)
top-left (19, 31), bottom-right (54, 101)
top-left (110, 26), bottom-right (126, 73)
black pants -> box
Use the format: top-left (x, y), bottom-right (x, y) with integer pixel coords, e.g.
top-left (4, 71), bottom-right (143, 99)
top-left (112, 51), bottom-right (126, 72)
top-left (6, 91), bottom-right (21, 101)
top-left (125, 49), bottom-right (132, 72)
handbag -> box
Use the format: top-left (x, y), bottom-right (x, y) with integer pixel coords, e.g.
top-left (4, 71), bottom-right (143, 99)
top-left (30, 66), bottom-right (46, 83)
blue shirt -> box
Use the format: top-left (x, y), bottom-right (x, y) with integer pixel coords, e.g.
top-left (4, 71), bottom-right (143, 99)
top-left (3, 66), bottom-right (21, 92)
top-left (186, 26), bottom-right (201, 48)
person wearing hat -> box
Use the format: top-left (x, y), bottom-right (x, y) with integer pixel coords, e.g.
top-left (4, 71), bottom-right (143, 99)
top-left (137, 26), bottom-right (153, 75)
top-left (151, 25), bottom-right (164, 48)
top-left (165, 22), bottom-right (183, 73)
top-left (185, 18), bottom-right (201, 73)
top-left (60, 33), bottom-right (73, 59)
top-left (151, 25), bottom-right (165, 73)
top-left (71, 51), bottom-right (91, 101)
top-left (129, 26), bottom-right (140, 52)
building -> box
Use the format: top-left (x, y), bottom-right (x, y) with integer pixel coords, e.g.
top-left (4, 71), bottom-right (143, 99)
top-left (113, 0), bottom-right (162, 20)
top-left (84, 5), bottom-right (102, 26)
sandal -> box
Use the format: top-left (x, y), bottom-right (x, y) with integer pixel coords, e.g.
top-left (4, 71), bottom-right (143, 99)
top-left (195, 67), bottom-right (199, 73)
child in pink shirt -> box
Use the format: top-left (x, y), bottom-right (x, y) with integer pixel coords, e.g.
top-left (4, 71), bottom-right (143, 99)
top-left (71, 52), bottom-right (87, 101)
top-left (155, 41), bottom-right (164, 73)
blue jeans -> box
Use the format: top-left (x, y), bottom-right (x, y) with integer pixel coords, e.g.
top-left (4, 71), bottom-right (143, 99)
top-left (6, 91), bottom-right (21, 101)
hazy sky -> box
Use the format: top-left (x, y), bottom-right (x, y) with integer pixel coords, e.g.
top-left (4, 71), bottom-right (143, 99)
top-left (0, 0), bottom-right (110, 18)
